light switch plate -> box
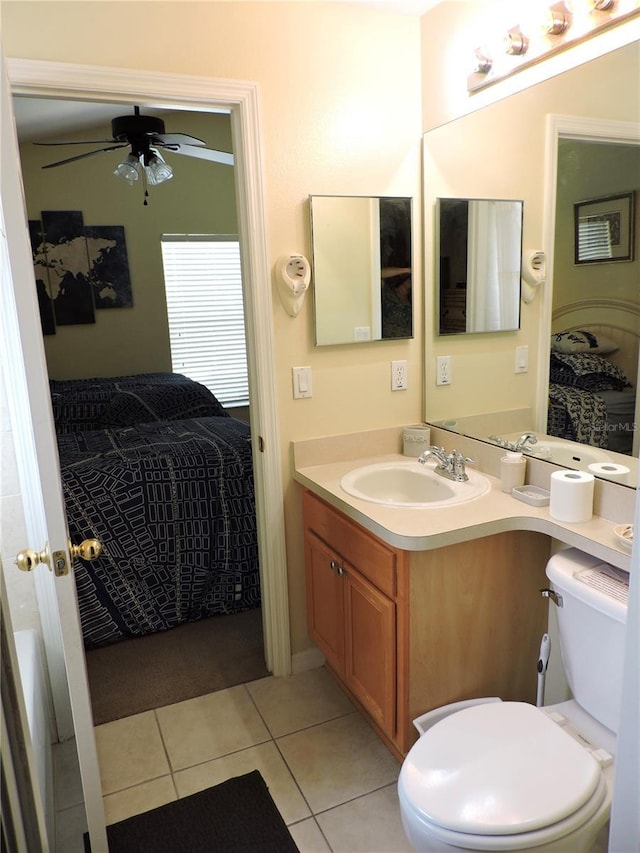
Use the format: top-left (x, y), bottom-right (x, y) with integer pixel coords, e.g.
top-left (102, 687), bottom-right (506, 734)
top-left (515, 345), bottom-right (529, 373)
top-left (292, 366), bottom-right (312, 398)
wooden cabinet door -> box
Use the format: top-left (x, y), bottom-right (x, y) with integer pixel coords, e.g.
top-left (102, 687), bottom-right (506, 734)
top-left (305, 530), bottom-right (345, 676)
top-left (344, 565), bottom-right (396, 736)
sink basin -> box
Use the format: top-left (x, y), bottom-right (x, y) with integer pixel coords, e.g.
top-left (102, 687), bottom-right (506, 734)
top-left (340, 460), bottom-right (490, 508)
top-left (528, 440), bottom-right (612, 470)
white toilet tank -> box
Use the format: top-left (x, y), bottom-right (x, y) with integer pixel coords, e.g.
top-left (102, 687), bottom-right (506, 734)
top-left (546, 548), bottom-right (629, 735)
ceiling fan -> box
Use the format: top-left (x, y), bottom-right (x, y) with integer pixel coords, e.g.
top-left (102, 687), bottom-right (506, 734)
top-left (35, 106), bottom-right (234, 189)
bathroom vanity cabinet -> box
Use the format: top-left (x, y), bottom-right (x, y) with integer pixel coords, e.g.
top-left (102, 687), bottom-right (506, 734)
top-left (303, 489), bottom-right (551, 758)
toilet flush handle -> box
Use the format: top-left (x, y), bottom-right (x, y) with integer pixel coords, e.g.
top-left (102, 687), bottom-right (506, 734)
top-left (540, 587), bottom-right (563, 607)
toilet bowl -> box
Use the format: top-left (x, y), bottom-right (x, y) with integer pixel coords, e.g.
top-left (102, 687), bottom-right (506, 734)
top-left (398, 549), bottom-right (627, 853)
top-left (398, 699), bottom-right (614, 852)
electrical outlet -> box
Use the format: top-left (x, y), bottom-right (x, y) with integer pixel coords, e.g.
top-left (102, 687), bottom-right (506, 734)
top-left (436, 355), bottom-right (452, 386)
top-left (391, 360), bottom-right (408, 391)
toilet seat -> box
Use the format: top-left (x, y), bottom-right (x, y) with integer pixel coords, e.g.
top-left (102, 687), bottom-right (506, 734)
top-left (400, 775), bottom-right (607, 851)
top-left (399, 702), bottom-right (607, 849)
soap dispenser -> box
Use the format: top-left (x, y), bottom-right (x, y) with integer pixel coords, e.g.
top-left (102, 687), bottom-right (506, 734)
top-left (501, 451), bottom-right (526, 493)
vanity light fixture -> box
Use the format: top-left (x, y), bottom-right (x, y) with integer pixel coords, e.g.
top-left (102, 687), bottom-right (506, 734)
top-left (504, 28), bottom-right (529, 56)
top-left (468, 0), bottom-right (637, 94)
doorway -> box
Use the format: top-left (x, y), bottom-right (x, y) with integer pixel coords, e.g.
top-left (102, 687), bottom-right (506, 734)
top-left (6, 58), bottom-right (290, 733)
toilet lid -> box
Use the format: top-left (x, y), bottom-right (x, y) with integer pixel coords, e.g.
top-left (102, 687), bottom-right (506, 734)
top-left (401, 702), bottom-right (601, 836)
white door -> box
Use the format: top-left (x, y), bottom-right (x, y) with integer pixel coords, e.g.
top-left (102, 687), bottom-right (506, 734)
top-left (1, 49), bottom-right (108, 853)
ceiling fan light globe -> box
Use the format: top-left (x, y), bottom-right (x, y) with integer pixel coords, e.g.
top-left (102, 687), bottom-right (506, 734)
top-left (113, 154), bottom-right (141, 185)
top-left (145, 156), bottom-right (174, 186)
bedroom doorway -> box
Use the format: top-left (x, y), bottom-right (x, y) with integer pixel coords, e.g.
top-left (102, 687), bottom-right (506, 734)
top-left (540, 114), bottom-right (640, 459)
top-left (7, 60), bottom-right (290, 731)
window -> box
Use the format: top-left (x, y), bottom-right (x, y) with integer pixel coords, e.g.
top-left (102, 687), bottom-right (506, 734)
top-left (161, 235), bottom-right (248, 408)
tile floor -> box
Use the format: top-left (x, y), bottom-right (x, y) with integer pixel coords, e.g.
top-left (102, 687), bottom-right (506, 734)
top-left (54, 666), bottom-right (414, 852)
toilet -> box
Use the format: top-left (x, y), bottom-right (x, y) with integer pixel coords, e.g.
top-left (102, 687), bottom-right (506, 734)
top-left (398, 548), bottom-right (629, 852)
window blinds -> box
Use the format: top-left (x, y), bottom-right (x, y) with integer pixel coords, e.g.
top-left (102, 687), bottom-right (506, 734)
top-left (161, 236), bottom-right (249, 408)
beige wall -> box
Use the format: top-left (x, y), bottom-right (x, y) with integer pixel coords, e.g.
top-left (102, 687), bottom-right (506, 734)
top-left (422, 42), bottom-right (640, 426)
top-left (19, 110), bottom-right (236, 378)
top-left (2, 1), bottom-right (423, 658)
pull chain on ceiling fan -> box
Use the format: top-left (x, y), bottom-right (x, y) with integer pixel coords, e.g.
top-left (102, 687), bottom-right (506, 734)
top-left (35, 106), bottom-right (234, 204)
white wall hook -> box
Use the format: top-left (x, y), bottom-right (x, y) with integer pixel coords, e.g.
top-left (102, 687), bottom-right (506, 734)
top-left (521, 249), bottom-right (546, 304)
top-left (275, 254), bottom-right (311, 317)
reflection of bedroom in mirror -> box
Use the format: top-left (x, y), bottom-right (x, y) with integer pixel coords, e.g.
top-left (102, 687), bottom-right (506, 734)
top-left (14, 95), bottom-right (268, 723)
top-left (310, 195), bottom-right (413, 345)
top-left (549, 135), bottom-right (640, 461)
top-left (437, 198), bottom-right (522, 335)
top-left (423, 41), bottom-right (640, 488)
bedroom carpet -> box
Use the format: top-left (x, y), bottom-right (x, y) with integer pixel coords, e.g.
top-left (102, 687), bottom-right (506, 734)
top-left (86, 608), bottom-right (269, 724)
top-left (83, 770), bottom-right (299, 852)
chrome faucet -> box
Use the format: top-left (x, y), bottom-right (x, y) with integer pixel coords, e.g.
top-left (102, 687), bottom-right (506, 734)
top-left (489, 433), bottom-right (538, 453)
top-left (419, 446), bottom-right (474, 482)
top-left (513, 432), bottom-right (538, 452)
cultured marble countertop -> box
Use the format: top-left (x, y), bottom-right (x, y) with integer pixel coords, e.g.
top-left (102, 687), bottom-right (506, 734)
top-left (294, 452), bottom-right (633, 573)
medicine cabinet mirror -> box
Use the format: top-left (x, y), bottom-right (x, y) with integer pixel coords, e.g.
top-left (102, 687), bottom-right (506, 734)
top-left (437, 197), bottom-right (523, 335)
top-left (310, 195), bottom-right (413, 346)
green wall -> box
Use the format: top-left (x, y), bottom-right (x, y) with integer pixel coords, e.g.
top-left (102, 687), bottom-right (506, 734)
top-left (19, 107), bottom-right (236, 379)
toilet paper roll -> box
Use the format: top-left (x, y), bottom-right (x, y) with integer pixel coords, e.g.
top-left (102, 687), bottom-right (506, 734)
top-left (549, 470), bottom-right (595, 523)
top-left (587, 462), bottom-right (631, 484)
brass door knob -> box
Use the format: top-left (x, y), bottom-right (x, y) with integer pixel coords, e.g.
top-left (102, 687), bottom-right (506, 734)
top-left (15, 547), bottom-right (49, 573)
top-left (69, 539), bottom-right (102, 561)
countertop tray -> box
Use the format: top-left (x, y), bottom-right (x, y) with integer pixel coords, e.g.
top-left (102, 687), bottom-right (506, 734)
top-left (511, 485), bottom-right (550, 507)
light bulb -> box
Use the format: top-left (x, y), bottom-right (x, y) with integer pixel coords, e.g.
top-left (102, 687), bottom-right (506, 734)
top-left (113, 154), bottom-right (141, 185)
top-left (504, 30), bottom-right (529, 56)
top-left (144, 150), bottom-right (174, 186)
top-left (472, 47), bottom-right (492, 74)
top-left (544, 9), bottom-right (569, 35)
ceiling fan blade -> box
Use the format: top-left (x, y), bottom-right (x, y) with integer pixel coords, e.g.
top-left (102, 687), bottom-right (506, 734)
top-left (42, 144), bottom-right (128, 169)
top-left (153, 132), bottom-right (207, 147)
top-left (35, 139), bottom-right (117, 146)
top-left (165, 144), bottom-right (234, 166)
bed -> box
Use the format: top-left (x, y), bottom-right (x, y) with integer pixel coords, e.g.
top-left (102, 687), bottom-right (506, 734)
top-left (547, 323), bottom-right (638, 454)
top-left (51, 373), bottom-right (260, 648)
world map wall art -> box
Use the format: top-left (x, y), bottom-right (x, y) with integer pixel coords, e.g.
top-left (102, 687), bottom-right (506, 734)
top-left (29, 210), bottom-right (133, 335)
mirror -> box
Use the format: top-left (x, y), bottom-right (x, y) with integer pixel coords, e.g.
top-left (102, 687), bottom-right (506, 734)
top-left (437, 197), bottom-right (522, 335)
top-left (310, 195), bottom-right (413, 345)
top-left (423, 41), bottom-right (640, 487)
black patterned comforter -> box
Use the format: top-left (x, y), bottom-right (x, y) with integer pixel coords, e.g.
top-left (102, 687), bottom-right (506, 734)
top-left (547, 352), bottom-right (634, 450)
top-left (547, 383), bottom-right (608, 447)
top-left (50, 372), bottom-right (228, 434)
top-left (58, 416), bottom-right (259, 648)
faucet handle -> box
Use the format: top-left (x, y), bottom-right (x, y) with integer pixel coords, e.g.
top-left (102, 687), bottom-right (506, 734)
top-left (451, 449), bottom-right (473, 462)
